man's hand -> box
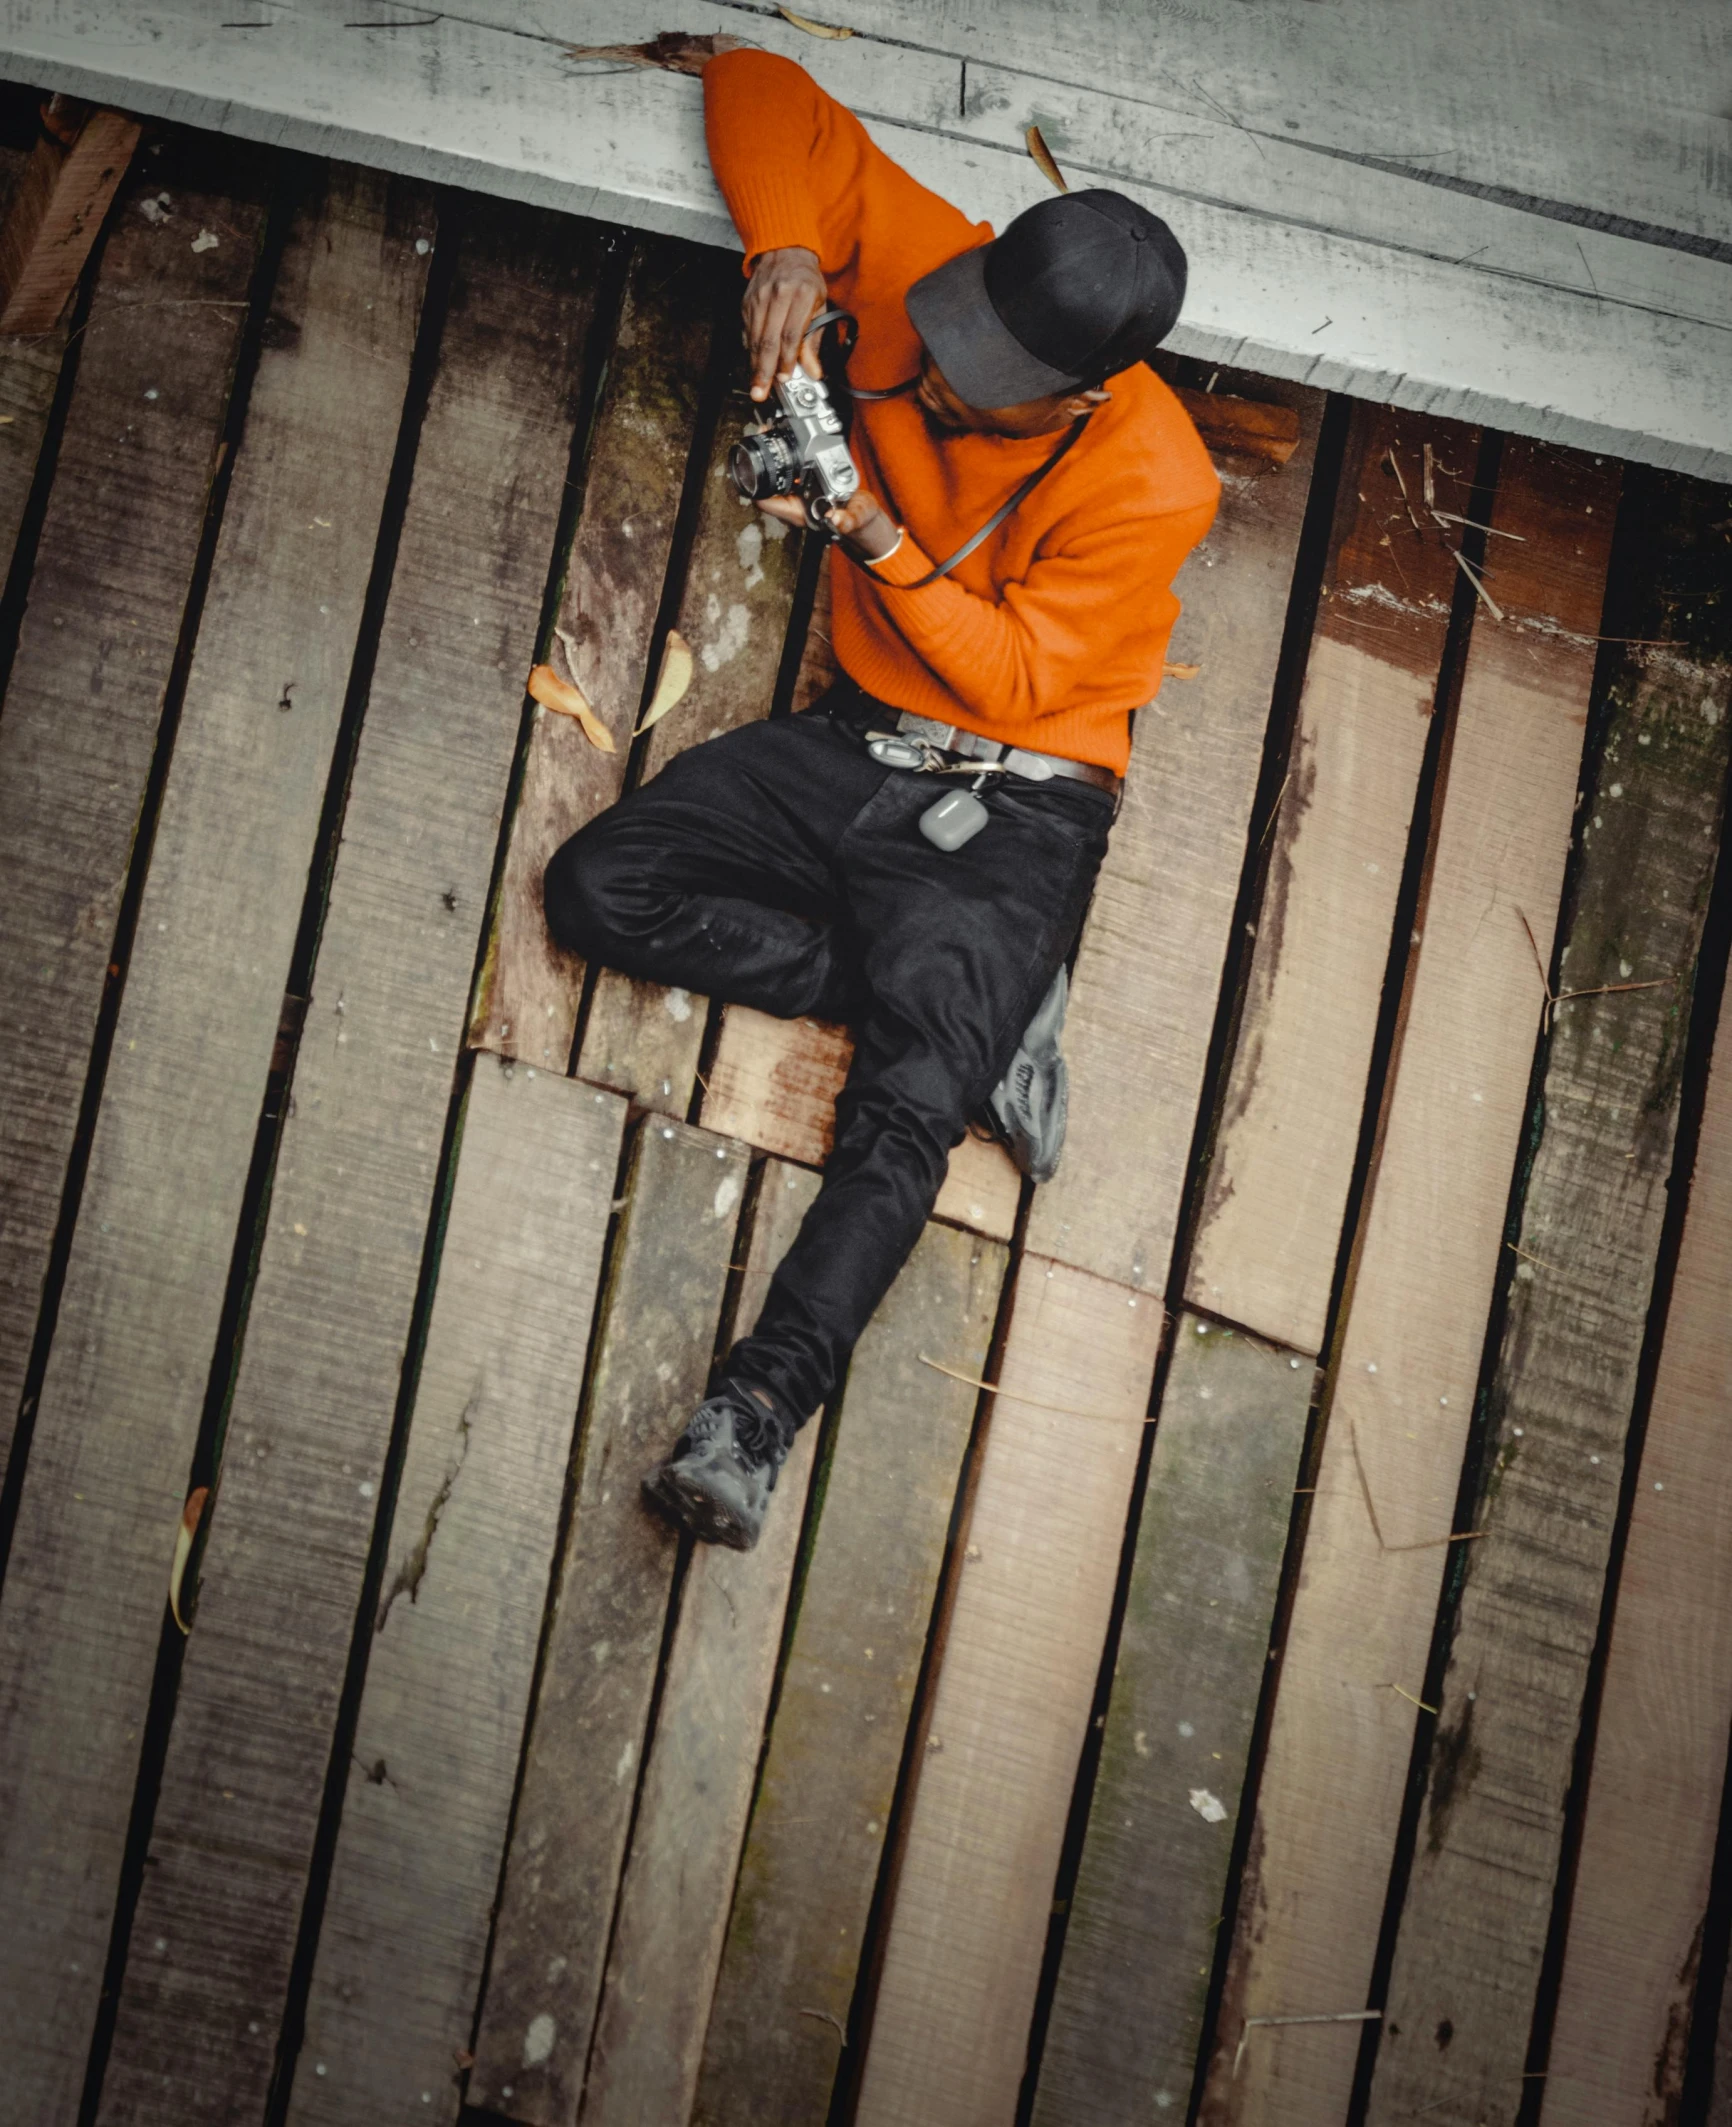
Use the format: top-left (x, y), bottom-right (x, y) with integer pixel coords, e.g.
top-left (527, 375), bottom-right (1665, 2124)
top-left (744, 245), bottom-right (827, 401)
top-left (756, 489), bottom-right (899, 563)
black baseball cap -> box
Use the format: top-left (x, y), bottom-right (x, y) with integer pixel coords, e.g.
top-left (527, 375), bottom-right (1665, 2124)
top-left (905, 189), bottom-right (1188, 410)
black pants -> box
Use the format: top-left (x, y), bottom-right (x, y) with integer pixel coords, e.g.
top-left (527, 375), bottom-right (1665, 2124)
top-left (543, 681), bottom-right (1113, 1437)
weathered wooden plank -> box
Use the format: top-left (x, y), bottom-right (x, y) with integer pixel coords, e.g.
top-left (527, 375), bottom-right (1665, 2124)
top-left (788, 547), bottom-right (838, 714)
top-left (1186, 404), bottom-right (1474, 1353)
top-left (1031, 1315), bottom-right (1316, 2126)
top-left (285, 1062), bottom-right (624, 2127)
top-left (469, 1115), bottom-right (750, 2126)
top-left (0, 161), bottom-right (429, 2127)
top-left (93, 198), bottom-right (606, 2127)
top-left (852, 1257), bottom-right (1162, 2127)
top-left (0, 98), bottom-right (139, 333)
top-left (1025, 372), bottom-right (1323, 1289)
top-left (7, 1), bottom-right (1730, 478)
top-left (1368, 473), bottom-right (1731, 2127)
top-left (692, 1218), bottom-right (1006, 2127)
top-left (575, 389), bottom-right (803, 1113)
top-left (1199, 440), bottom-right (1618, 2127)
top-left (700, 1005), bottom-right (1023, 1241)
top-left (469, 232), bottom-right (719, 1070)
top-left (0, 134), bottom-right (72, 580)
top-left (0, 132), bottom-right (264, 1492)
top-left (1539, 869), bottom-right (1732, 2121)
top-left (581, 1158), bottom-right (824, 2127)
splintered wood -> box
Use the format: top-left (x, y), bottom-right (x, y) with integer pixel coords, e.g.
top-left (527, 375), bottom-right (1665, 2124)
top-left (1201, 442), bottom-right (1618, 2127)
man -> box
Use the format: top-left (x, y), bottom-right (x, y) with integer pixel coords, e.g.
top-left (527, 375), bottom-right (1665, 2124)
top-left (545, 47), bottom-right (1218, 1550)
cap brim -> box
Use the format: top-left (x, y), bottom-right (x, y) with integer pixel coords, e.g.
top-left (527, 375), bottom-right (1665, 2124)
top-left (905, 245), bottom-right (1083, 410)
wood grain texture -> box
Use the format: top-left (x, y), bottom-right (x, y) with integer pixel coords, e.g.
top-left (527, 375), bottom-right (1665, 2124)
top-left (700, 1005), bottom-right (1023, 1241)
top-left (581, 1159), bottom-right (824, 2127)
top-left (1025, 372), bottom-right (1323, 1289)
top-left (6, 1), bottom-right (1730, 477)
top-left (852, 1256), bottom-right (1162, 2127)
top-left (788, 545), bottom-right (838, 714)
top-left (0, 162), bottom-right (429, 2127)
top-left (0, 132), bottom-right (263, 1495)
top-left (576, 388), bottom-right (803, 1112)
top-left (1199, 441), bottom-right (1617, 2127)
top-left (1539, 854), bottom-right (1732, 2127)
top-left (0, 102), bottom-right (139, 333)
top-left (692, 1218), bottom-right (1006, 2127)
top-left (469, 1116), bottom-right (750, 2126)
top-left (93, 198), bottom-right (604, 2127)
top-left (1031, 1315), bottom-right (1316, 2126)
top-left (288, 1062), bottom-right (625, 2127)
top-left (470, 233), bottom-right (719, 1069)
top-left (1368, 473), bottom-right (1728, 2127)
top-left (1186, 405), bottom-right (1475, 1353)
top-left (0, 136), bottom-right (72, 580)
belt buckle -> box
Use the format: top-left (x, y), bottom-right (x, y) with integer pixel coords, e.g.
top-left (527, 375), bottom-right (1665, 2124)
top-left (866, 730), bottom-right (940, 773)
top-left (898, 713), bottom-right (958, 749)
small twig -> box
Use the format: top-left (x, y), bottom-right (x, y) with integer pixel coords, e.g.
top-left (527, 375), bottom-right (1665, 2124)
top-left (1233, 2009), bottom-right (1380, 2078)
top-left (1384, 448), bottom-right (1425, 534)
top-left (1349, 1417), bottom-right (1481, 1554)
top-left (1575, 239), bottom-right (1601, 301)
top-left (1257, 769), bottom-right (1292, 849)
top-left (1390, 1683), bottom-right (1439, 1714)
top-left (1430, 508), bottom-right (1526, 542)
top-left (919, 1353), bottom-right (1160, 1424)
top-left (1450, 546), bottom-right (1505, 621)
top-left (1506, 1239), bottom-right (1563, 1273)
top-left (1557, 978), bottom-right (1671, 1008)
top-left (1421, 441), bottom-right (1436, 510)
top-left (798, 2007), bottom-right (847, 2043)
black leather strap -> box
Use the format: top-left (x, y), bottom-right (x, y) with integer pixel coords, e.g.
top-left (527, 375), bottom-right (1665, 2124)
top-left (887, 415), bottom-right (1092, 588)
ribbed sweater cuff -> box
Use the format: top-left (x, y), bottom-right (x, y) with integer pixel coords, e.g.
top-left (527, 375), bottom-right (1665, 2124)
top-left (861, 531), bottom-right (937, 588)
top-left (723, 170), bottom-right (825, 274)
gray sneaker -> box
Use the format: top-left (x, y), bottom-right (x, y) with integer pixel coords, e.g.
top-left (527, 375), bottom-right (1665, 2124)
top-left (983, 965), bottom-right (1069, 1184)
top-left (642, 1392), bottom-right (785, 1552)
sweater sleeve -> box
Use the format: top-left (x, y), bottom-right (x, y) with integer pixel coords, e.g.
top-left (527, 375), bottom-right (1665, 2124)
top-left (703, 49), bottom-right (865, 272)
top-left (860, 498), bottom-right (1219, 727)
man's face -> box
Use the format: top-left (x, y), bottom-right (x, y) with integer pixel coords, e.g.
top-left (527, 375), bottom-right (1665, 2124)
top-left (914, 345), bottom-right (1105, 438)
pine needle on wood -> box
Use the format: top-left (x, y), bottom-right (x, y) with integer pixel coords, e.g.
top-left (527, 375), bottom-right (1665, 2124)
top-left (919, 1352), bottom-right (1160, 1423)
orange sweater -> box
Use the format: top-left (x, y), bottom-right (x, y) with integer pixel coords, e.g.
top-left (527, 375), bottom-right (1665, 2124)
top-left (704, 49), bottom-right (1219, 773)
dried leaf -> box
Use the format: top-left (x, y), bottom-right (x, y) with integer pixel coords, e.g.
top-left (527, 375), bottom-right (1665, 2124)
top-left (528, 662), bottom-right (616, 752)
top-left (169, 1486), bottom-right (209, 1635)
top-left (1026, 124), bottom-right (1070, 193)
top-left (636, 628), bottom-right (694, 735)
top-left (778, 6), bottom-right (854, 36)
top-left (1163, 661), bottom-right (1201, 680)
top-left (562, 31), bottom-right (746, 75)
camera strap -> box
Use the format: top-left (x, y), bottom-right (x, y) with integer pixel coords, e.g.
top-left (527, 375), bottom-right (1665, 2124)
top-left (800, 304), bottom-right (1094, 587)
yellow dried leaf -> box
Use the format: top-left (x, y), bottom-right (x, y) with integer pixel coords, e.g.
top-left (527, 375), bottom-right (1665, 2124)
top-left (169, 1485), bottom-right (209, 1635)
top-left (528, 662), bottom-right (616, 752)
top-left (1163, 661), bottom-right (1201, 680)
top-left (1026, 125), bottom-right (1069, 193)
top-left (778, 6), bottom-right (854, 36)
top-left (636, 629), bottom-right (694, 735)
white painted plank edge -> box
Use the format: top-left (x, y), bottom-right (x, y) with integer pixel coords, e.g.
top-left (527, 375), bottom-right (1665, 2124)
top-left (2, 0), bottom-right (1728, 478)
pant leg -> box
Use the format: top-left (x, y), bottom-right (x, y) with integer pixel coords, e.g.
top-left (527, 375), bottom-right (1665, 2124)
top-left (543, 706), bottom-right (883, 1024)
top-left (718, 766), bottom-right (1114, 1431)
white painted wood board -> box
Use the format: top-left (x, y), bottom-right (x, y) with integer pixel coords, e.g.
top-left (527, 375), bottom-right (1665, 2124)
top-left (3, 0), bottom-right (1728, 478)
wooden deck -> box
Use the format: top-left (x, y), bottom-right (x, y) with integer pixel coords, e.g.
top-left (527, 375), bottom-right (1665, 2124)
top-left (1, 113), bottom-right (1731, 2127)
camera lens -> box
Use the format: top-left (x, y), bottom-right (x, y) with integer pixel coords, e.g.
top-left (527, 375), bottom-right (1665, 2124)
top-left (729, 428), bottom-right (798, 501)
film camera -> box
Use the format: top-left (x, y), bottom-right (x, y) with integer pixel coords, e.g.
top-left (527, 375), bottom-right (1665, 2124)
top-left (729, 366), bottom-right (860, 532)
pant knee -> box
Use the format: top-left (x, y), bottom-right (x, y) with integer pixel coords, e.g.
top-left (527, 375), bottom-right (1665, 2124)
top-left (543, 826), bottom-right (634, 959)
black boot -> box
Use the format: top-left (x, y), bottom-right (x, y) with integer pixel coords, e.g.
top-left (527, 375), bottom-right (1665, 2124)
top-left (642, 1391), bottom-right (786, 1552)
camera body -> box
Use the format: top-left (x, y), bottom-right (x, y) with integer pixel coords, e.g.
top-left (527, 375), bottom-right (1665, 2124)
top-left (729, 367), bottom-right (860, 531)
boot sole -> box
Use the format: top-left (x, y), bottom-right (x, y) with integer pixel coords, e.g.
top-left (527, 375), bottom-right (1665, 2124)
top-left (643, 1463), bottom-right (761, 1552)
